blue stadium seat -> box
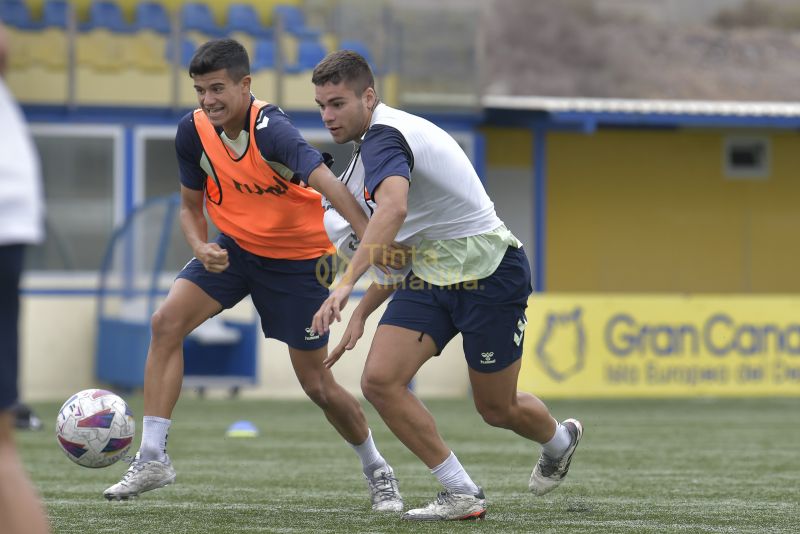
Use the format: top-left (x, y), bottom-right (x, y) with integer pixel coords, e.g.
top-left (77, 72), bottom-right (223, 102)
top-left (134, 2), bottom-right (171, 34)
top-left (251, 38), bottom-right (276, 71)
top-left (227, 3), bottom-right (272, 38)
top-left (339, 39), bottom-right (372, 63)
top-left (339, 38), bottom-right (383, 74)
top-left (166, 36), bottom-right (198, 68)
top-left (285, 36), bottom-right (326, 73)
top-left (180, 2), bottom-right (223, 37)
top-left (42, 0), bottom-right (69, 29)
top-left (272, 4), bottom-right (320, 38)
top-left (84, 0), bottom-right (131, 32)
top-left (0, 1), bottom-right (39, 30)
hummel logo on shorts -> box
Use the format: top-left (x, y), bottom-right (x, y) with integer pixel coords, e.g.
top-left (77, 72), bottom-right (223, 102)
top-left (305, 327), bottom-right (320, 341)
top-left (480, 352), bottom-right (496, 364)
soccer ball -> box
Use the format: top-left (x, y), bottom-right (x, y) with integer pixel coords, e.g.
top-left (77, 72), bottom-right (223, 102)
top-left (56, 389), bottom-right (135, 468)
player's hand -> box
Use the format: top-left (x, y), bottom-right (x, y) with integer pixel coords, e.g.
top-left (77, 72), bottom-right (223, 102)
top-left (374, 242), bottom-right (411, 273)
top-left (312, 284), bottom-right (353, 335)
top-left (196, 243), bottom-right (229, 273)
top-left (323, 315), bottom-right (365, 368)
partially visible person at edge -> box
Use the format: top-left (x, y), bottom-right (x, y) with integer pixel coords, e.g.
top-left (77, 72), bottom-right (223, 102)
top-left (0, 19), bottom-right (52, 534)
top-left (310, 50), bottom-right (583, 521)
top-left (103, 39), bottom-right (403, 514)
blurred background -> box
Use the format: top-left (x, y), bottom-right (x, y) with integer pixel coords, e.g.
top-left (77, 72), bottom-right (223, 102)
top-left (3, 0), bottom-right (800, 402)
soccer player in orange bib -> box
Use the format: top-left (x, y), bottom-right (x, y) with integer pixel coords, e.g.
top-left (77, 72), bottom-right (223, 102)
top-left (104, 39), bottom-right (402, 513)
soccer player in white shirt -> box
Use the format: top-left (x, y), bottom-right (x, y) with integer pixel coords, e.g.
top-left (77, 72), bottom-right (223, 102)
top-left (0, 21), bottom-right (51, 534)
top-left (311, 50), bottom-right (583, 521)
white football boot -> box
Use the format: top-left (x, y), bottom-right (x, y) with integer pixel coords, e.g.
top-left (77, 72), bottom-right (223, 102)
top-left (365, 465), bottom-right (403, 512)
top-left (103, 452), bottom-right (176, 500)
top-left (529, 418), bottom-right (583, 496)
top-left (402, 488), bottom-right (486, 521)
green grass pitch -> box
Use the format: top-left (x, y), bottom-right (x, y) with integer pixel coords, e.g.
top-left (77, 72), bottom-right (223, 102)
top-left (19, 396), bottom-right (799, 533)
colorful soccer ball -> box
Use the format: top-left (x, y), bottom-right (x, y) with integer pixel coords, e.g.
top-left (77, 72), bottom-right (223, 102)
top-left (56, 389), bottom-right (135, 468)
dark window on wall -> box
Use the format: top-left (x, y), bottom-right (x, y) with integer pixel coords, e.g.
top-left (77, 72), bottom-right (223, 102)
top-left (27, 134), bottom-right (115, 271)
top-left (143, 135), bottom-right (200, 272)
top-left (144, 137), bottom-right (180, 200)
top-left (724, 136), bottom-right (770, 179)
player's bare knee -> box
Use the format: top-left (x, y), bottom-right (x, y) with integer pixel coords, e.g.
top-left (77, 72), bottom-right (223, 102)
top-left (299, 379), bottom-right (328, 408)
top-left (360, 372), bottom-right (392, 406)
top-left (476, 403), bottom-right (513, 429)
top-left (150, 309), bottom-right (178, 340)
top-left (360, 376), bottom-right (379, 405)
top-left (149, 308), bottom-right (185, 342)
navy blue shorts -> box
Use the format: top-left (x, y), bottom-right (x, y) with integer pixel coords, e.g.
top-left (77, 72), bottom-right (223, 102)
top-left (379, 246), bottom-right (532, 373)
top-left (177, 234), bottom-right (334, 350)
top-left (0, 245), bottom-right (24, 411)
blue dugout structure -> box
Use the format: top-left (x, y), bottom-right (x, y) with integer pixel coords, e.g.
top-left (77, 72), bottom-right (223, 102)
top-left (94, 193), bottom-right (258, 393)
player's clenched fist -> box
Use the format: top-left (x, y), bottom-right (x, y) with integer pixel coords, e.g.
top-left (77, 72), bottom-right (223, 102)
top-left (195, 242), bottom-right (229, 273)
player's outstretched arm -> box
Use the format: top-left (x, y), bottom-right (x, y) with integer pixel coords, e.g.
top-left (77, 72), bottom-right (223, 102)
top-left (307, 163), bottom-right (369, 239)
top-left (323, 283), bottom-right (395, 368)
top-left (312, 176), bottom-right (408, 335)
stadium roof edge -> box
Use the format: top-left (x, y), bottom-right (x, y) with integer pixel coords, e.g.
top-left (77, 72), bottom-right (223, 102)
top-left (482, 95), bottom-right (800, 130)
top-left (482, 94), bottom-right (800, 117)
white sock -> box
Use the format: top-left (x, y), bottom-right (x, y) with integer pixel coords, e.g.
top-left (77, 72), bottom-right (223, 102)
top-left (139, 416), bottom-right (171, 462)
top-left (541, 421), bottom-right (572, 458)
top-left (350, 429), bottom-right (386, 475)
top-left (431, 451), bottom-right (480, 495)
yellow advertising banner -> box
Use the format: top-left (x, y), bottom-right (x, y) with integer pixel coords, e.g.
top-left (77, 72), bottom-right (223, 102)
top-left (519, 295), bottom-right (800, 397)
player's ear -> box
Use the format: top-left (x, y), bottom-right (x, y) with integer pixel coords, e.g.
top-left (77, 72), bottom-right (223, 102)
top-left (364, 87), bottom-right (377, 110)
top-left (241, 74), bottom-right (252, 92)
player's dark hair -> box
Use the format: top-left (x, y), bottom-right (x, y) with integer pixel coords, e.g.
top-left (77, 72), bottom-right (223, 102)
top-left (189, 38), bottom-right (250, 82)
top-left (311, 50), bottom-right (374, 96)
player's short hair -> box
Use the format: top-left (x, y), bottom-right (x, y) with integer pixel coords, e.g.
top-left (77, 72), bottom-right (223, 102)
top-left (311, 50), bottom-right (374, 96)
top-left (189, 38), bottom-right (250, 82)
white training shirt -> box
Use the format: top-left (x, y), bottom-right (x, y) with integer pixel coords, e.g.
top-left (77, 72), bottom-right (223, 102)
top-left (323, 103), bottom-right (502, 247)
top-left (0, 79), bottom-right (44, 245)
top-left (323, 102), bottom-right (514, 284)
top-left (369, 103), bottom-right (501, 243)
